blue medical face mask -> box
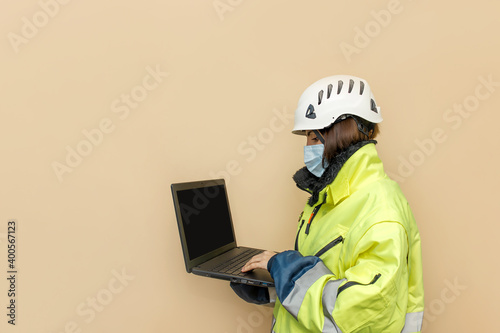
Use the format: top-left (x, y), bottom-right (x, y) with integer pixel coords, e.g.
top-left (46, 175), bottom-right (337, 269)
top-left (304, 144), bottom-right (328, 178)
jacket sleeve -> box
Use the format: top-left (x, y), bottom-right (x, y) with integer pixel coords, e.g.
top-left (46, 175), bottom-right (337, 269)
top-left (267, 222), bottom-right (411, 332)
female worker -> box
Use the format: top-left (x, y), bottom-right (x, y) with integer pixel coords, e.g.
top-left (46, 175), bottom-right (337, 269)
top-left (231, 75), bottom-right (425, 332)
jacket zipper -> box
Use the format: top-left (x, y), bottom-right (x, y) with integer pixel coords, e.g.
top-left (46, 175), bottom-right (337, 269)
top-left (337, 273), bottom-right (382, 295)
top-left (305, 194), bottom-right (327, 235)
top-left (314, 235), bottom-right (344, 257)
top-left (294, 219), bottom-right (305, 251)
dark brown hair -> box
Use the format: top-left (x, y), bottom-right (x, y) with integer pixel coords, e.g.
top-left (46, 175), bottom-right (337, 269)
top-left (320, 117), bottom-right (380, 162)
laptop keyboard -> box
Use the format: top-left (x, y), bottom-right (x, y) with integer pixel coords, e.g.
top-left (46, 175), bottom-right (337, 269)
top-left (210, 248), bottom-right (262, 276)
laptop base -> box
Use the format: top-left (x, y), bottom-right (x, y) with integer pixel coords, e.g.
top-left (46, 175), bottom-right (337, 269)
top-left (192, 247), bottom-right (274, 287)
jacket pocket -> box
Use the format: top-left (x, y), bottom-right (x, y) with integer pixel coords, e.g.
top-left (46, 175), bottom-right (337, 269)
top-left (312, 232), bottom-right (347, 278)
top-left (312, 224), bottom-right (349, 261)
top-left (314, 235), bottom-right (344, 257)
top-left (337, 273), bottom-right (382, 295)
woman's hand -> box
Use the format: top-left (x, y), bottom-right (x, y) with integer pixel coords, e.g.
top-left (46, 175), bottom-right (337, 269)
top-left (241, 250), bottom-right (277, 272)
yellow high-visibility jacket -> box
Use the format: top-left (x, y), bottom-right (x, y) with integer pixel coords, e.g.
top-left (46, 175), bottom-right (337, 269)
top-left (268, 143), bottom-right (424, 332)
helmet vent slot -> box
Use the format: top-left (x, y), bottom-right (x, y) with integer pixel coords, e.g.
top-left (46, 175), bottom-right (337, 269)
top-left (337, 80), bottom-right (343, 94)
top-left (327, 84), bottom-right (333, 98)
top-left (359, 81), bottom-right (365, 95)
top-left (318, 90), bottom-right (324, 105)
top-left (348, 79), bottom-right (355, 93)
top-left (306, 104), bottom-right (316, 119)
top-left (370, 99), bottom-right (378, 113)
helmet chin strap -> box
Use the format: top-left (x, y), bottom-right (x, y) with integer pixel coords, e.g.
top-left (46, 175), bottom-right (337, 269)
top-left (312, 130), bottom-right (325, 144)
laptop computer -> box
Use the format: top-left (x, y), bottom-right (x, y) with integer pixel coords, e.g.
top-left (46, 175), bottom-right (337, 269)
top-left (171, 178), bottom-right (274, 287)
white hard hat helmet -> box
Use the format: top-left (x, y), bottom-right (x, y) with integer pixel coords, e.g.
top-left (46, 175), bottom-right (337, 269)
top-left (292, 75), bottom-right (383, 135)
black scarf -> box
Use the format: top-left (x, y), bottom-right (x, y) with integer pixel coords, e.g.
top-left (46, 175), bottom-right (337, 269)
top-left (293, 140), bottom-right (377, 206)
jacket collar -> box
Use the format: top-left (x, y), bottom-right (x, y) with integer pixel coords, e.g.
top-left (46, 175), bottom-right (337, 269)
top-left (293, 140), bottom-right (378, 206)
top-left (325, 142), bottom-right (385, 206)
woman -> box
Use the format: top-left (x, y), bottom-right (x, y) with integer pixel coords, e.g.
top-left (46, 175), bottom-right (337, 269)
top-left (231, 75), bottom-right (425, 332)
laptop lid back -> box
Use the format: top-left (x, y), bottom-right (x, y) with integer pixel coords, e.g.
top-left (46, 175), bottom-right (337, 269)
top-left (171, 179), bottom-right (237, 273)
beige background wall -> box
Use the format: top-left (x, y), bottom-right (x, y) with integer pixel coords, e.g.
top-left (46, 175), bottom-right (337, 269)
top-left (1, 0), bottom-right (498, 332)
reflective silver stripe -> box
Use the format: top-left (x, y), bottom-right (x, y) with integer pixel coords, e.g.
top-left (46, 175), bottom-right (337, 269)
top-left (270, 316), bottom-right (276, 333)
top-left (401, 311), bottom-right (424, 333)
top-left (322, 278), bottom-right (346, 333)
top-left (281, 261), bottom-right (332, 319)
top-left (268, 287), bottom-right (277, 303)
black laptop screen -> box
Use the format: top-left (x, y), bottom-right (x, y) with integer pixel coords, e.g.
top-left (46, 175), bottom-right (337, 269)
top-left (176, 184), bottom-right (235, 260)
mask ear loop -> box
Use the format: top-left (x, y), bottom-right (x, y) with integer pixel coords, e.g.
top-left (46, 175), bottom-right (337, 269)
top-left (312, 130), bottom-right (325, 144)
